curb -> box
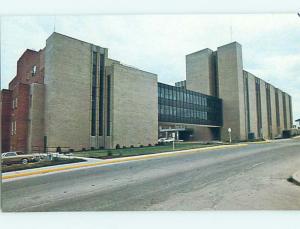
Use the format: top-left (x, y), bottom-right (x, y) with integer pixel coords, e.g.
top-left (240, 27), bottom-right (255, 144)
top-left (291, 171), bottom-right (300, 186)
top-left (2, 143), bottom-right (247, 180)
top-left (247, 140), bottom-right (271, 144)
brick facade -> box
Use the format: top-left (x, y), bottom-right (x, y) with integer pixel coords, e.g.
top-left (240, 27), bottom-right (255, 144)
top-left (1, 49), bottom-right (44, 153)
top-left (1, 90), bottom-right (12, 152)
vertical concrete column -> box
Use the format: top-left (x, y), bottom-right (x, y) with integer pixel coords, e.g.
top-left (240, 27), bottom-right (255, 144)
top-left (259, 80), bottom-right (268, 139)
top-left (289, 95), bottom-right (293, 128)
top-left (269, 85), bottom-right (277, 138)
top-left (217, 42), bottom-right (246, 141)
top-left (246, 72), bottom-right (258, 138)
top-left (285, 93), bottom-right (291, 129)
top-left (277, 89), bottom-right (284, 134)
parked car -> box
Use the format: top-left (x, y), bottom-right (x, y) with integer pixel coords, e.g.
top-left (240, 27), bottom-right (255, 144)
top-left (1, 152), bottom-right (41, 165)
top-left (158, 137), bottom-right (175, 143)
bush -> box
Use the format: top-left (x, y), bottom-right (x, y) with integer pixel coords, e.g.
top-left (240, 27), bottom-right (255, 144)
top-left (130, 145), bottom-right (134, 148)
top-left (140, 145), bottom-right (144, 148)
top-left (82, 147), bottom-right (86, 151)
top-left (116, 144), bottom-right (120, 149)
top-left (107, 151), bottom-right (113, 156)
top-left (148, 144), bottom-right (152, 147)
top-left (91, 147), bottom-right (95, 150)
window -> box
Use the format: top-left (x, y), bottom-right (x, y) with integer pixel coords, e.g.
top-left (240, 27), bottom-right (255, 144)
top-left (99, 53), bottom-right (105, 136)
top-left (157, 82), bottom-right (222, 126)
top-left (91, 51), bottom-right (97, 136)
top-left (11, 121), bottom-right (16, 135)
top-left (31, 65), bottom-right (37, 76)
top-left (106, 75), bottom-right (111, 136)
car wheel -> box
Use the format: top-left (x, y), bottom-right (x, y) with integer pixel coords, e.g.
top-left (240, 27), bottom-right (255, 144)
top-left (21, 158), bottom-right (28, 164)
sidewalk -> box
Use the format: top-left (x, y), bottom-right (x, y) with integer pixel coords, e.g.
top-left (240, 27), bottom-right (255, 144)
top-left (2, 156), bottom-right (103, 178)
top-left (2, 143), bottom-right (247, 181)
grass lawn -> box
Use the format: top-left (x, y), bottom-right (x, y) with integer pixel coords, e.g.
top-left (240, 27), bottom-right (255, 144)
top-left (2, 158), bottom-right (86, 173)
top-left (74, 142), bottom-right (222, 159)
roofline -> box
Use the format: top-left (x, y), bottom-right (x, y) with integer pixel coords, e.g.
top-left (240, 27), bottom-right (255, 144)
top-left (47, 32), bottom-right (107, 49)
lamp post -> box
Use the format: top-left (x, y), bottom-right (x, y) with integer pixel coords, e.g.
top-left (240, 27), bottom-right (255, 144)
top-left (228, 128), bottom-right (232, 144)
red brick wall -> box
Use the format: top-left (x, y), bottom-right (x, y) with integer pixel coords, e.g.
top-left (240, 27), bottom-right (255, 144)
top-left (1, 90), bottom-right (12, 152)
top-left (9, 49), bottom-right (45, 90)
top-left (3, 48), bottom-right (45, 153)
top-left (10, 83), bottom-right (30, 152)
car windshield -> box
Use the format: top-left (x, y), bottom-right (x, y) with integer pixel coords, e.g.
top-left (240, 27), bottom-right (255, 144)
top-left (3, 152), bottom-right (17, 157)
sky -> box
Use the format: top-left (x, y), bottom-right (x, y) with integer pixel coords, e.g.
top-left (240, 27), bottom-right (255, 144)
top-left (1, 14), bottom-right (299, 123)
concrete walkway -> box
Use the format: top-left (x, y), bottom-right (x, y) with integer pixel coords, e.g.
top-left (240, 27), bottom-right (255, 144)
top-left (2, 156), bottom-right (103, 178)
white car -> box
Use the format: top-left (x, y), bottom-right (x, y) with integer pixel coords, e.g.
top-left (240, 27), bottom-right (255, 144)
top-left (158, 138), bottom-right (175, 143)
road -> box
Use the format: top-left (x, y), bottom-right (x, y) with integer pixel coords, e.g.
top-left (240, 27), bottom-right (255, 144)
top-left (2, 138), bottom-right (300, 211)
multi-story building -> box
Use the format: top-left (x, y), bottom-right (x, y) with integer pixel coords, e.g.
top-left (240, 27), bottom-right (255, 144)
top-left (185, 42), bottom-right (293, 141)
top-left (0, 33), bottom-right (293, 152)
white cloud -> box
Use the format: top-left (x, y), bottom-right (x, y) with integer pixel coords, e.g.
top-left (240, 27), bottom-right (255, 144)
top-left (1, 14), bottom-right (299, 121)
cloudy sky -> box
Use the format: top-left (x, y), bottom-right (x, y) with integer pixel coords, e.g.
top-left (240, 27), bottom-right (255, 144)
top-left (1, 14), bottom-right (299, 122)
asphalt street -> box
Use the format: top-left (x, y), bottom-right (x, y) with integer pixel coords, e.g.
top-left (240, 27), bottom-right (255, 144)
top-left (2, 138), bottom-right (300, 211)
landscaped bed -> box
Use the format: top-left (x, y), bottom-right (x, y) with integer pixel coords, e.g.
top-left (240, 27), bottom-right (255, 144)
top-left (74, 142), bottom-right (222, 159)
top-left (2, 158), bottom-right (86, 173)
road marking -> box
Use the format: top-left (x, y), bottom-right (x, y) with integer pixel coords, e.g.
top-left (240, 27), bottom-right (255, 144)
top-left (249, 162), bottom-right (265, 169)
top-left (2, 143), bottom-right (248, 180)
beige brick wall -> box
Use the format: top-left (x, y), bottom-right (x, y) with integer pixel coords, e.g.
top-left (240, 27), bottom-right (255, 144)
top-left (44, 33), bottom-right (92, 151)
top-left (28, 83), bottom-right (45, 152)
top-left (109, 63), bottom-right (158, 148)
top-left (186, 48), bottom-right (214, 95)
top-left (269, 85), bottom-right (277, 138)
top-left (259, 80), bottom-right (269, 139)
top-left (277, 89), bottom-right (284, 135)
top-left (284, 92), bottom-right (291, 129)
top-left (217, 42), bottom-right (246, 141)
top-left (289, 95), bottom-right (293, 128)
top-left (246, 72), bottom-right (258, 138)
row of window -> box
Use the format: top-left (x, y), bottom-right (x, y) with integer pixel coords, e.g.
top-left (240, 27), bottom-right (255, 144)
top-left (158, 83), bottom-right (222, 126)
top-left (159, 105), bottom-right (208, 120)
top-left (158, 84), bottom-right (208, 106)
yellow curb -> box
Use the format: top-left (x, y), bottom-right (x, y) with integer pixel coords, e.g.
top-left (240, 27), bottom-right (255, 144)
top-left (247, 140), bottom-right (271, 144)
top-left (2, 143), bottom-right (247, 180)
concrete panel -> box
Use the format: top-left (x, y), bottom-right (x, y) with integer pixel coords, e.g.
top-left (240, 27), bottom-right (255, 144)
top-left (44, 33), bottom-right (92, 151)
top-left (110, 63), bottom-right (158, 148)
top-left (288, 95), bottom-right (293, 128)
top-left (285, 93), bottom-right (291, 129)
top-left (186, 48), bottom-right (215, 95)
top-left (246, 72), bottom-right (258, 138)
top-left (269, 85), bottom-right (277, 138)
top-left (277, 89), bottom-right (284, 134)
top-left (28, 83), bottom-right (45, 152)
top-left (259, 80), bottom-right (268, 139)
top-left (217, 42), bottom-right (246, 141)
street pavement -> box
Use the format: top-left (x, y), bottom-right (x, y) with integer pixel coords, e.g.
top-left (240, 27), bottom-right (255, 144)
top-left (1, 138), bottom-right (300, 211)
